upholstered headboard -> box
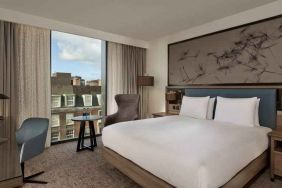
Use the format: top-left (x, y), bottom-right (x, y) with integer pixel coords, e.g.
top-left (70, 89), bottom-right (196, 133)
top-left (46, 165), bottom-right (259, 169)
top-left (185, 88), bottom-right (277, 129)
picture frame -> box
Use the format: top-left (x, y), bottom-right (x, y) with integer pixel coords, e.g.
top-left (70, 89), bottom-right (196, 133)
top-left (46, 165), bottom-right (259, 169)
top-left (168, 15), bottom-right (282, 86)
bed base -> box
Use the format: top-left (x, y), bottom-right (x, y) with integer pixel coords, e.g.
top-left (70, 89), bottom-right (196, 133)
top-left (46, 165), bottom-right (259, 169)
top-left (103, 147), bottom-right (268, 188)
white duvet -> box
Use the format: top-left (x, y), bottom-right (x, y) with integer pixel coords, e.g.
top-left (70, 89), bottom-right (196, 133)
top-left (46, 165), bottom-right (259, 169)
top-left (102, 116), bottom-right (271, 188)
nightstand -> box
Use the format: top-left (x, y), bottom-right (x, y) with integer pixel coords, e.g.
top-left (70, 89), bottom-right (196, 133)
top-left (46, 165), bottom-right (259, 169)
top-left (276, 111), bottom-right (282, 129)
top-left (152, 112), bottom-right (178, 118)
top-left (269, 130), bottom-right (282, 181)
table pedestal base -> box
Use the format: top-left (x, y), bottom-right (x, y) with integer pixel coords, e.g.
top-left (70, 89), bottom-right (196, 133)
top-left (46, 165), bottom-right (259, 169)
top-left (76, 121), bottom-right (97, 152)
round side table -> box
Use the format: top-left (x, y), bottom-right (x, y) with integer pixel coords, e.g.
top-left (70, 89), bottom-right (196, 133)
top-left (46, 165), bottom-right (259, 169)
top-left (72, 115), bottom-right (102, 152)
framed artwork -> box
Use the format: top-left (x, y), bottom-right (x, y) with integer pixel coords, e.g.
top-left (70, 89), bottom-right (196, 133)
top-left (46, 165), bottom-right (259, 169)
top-left (168, 15), bottom-right (282, 86)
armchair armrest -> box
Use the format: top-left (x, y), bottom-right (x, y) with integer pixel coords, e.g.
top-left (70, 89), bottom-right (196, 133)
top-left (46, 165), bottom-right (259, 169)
top-left (104, 113), bottom-right (118, 126)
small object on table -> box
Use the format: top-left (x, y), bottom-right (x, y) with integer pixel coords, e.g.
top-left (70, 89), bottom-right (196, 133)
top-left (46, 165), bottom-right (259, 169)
top-left (82, 107), bottom-right (90, 117)
top-left (152, 112), bottom-right (178, 118)
top-left (269, 130), bottom-right (282, 181)
top-left (72, 115), bottom-right (102, 152)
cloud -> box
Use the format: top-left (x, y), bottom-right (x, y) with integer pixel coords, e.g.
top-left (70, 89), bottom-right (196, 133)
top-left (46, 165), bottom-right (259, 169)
top-left (52, 31), bottom-right (101, 64)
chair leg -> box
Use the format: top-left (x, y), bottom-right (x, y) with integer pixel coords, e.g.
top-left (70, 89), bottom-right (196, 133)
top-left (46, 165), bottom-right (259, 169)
top-left (21, 162), bottom-right (47, 184)
top-left (23, 179), bottom-right (48, 184)
top-left (25, 171), bottom-right (45, 179)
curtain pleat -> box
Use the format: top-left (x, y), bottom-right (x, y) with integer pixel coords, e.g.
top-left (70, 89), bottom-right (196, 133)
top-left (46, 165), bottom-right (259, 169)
top-left (107, 42), bottom-right (146, 119)
top-left (107, 42), bottom-right (124, 115)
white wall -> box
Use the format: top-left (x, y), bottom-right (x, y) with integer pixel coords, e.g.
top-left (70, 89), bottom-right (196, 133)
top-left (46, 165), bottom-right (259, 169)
top-left (146, 37), bottom-right (169, 113)
top-left (0, 7), bottom-right (149, 48)
top-left (146, 0), bottom-right (282, 114)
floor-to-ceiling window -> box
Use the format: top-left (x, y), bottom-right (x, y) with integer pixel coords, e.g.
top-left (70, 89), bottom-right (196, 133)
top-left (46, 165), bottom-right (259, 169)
top-left (50, 31), bottom-right (106, 143)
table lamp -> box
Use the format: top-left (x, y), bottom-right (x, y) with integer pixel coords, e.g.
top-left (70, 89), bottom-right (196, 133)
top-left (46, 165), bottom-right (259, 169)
top-left (137, 76), bottom-right (154, 118)
top-left (137, 76), bottom-right (154, 86)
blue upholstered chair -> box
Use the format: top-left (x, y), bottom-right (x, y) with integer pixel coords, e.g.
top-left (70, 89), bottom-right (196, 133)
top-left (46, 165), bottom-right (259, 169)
top-left (16, 117), bottom-right (49, 184)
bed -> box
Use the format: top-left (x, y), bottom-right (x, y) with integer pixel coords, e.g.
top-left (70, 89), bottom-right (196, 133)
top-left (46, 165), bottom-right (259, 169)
top-left (102, 88), bottom-right (277, 188)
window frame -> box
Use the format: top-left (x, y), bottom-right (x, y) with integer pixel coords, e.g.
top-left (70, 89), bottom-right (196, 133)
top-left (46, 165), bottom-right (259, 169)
top-left (51, 95), bottom-right (61, 108)
top-left (65, 113), bottom-right (74, 125)
top-left (66, 129), bottom-right (74, 139)
top-left (63, 94), bottom-right (76, 107)
top-left (82, 94), bottom-right (93, 106)
top-left (51, 127), bottom-right (60, 142)
top-left (51, 114), bottom-right (60, 127)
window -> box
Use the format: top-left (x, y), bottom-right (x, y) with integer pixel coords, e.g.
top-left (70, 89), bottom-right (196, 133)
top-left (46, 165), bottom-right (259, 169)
top-left (82, 94), bottom-right (92, 106)
top-left (66, 129), bottom-right (74, 139)
top-left (51, 31), bottom-right (105, 143)
top-left (63, 94), bottom-right (75, 107)
top-left (51, 127), bottom-right (60, 142)
top-left (85, 126), bottom-right (90, 136)
top-left (66, 113), bottom-right (74, 125)
top-left (51, 114), bottom-right (60, 127)
top-left (52, 95), bottom-right (61, 108)
top-left (97, 109), bottom-right (102, 116)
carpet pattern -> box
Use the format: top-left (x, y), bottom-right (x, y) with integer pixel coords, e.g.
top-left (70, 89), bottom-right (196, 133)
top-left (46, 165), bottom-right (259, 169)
top-left (23, 137), bottom-right (282, 188)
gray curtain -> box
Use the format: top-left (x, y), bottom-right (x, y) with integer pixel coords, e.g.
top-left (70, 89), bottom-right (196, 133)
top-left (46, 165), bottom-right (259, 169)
top-left (0, 21), bottom-right (21, 180)
top-left (107, 42), bottom-right (146, 119)
top-left (0, 21), bottom-right (51, 147)
top-left (15, 24), bottom-right (51, 146)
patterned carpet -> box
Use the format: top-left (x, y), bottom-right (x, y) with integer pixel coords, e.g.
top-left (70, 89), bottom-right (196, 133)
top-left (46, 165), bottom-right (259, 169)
top-left (23, 137), bottom-right (282, 188)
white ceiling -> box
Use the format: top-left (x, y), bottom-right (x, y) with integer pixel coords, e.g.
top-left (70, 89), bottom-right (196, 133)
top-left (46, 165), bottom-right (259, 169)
top-left (0, 0), bottom-right (276, 41)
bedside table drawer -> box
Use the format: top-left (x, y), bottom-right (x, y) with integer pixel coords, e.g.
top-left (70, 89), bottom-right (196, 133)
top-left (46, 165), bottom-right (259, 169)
top-left (274, 153), bottom-right (282, 176)
top-left (269, 130), bottom-right (282, 180)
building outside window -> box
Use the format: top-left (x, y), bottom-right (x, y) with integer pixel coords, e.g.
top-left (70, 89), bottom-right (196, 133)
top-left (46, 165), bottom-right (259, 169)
top-left (51, 31), bottom-right (105, 144)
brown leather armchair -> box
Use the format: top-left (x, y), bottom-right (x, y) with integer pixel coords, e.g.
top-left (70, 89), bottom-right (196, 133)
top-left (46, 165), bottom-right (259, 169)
top-left (105, 94), bottom-right (140, 126)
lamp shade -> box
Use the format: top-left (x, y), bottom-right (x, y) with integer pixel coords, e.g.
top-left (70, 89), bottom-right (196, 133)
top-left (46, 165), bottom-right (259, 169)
top-left (137, 76), bottom-right (154, 86)
top-left (0, 94), bottom-right (9, 99)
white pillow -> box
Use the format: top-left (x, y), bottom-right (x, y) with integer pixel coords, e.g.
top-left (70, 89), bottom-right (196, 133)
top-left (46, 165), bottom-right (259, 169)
top-left (180, 96), bottom-right (210, 119)
top-left (207, 98), bottom-right (215, 120)
top-left (214, 97), bottom-right (257, 127)
top-left (255, 98), bottom-right (260, 126)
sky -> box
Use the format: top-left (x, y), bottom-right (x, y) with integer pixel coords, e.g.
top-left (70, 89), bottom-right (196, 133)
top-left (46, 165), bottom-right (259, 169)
top-left (51, 31), bottom-right (102, 81)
